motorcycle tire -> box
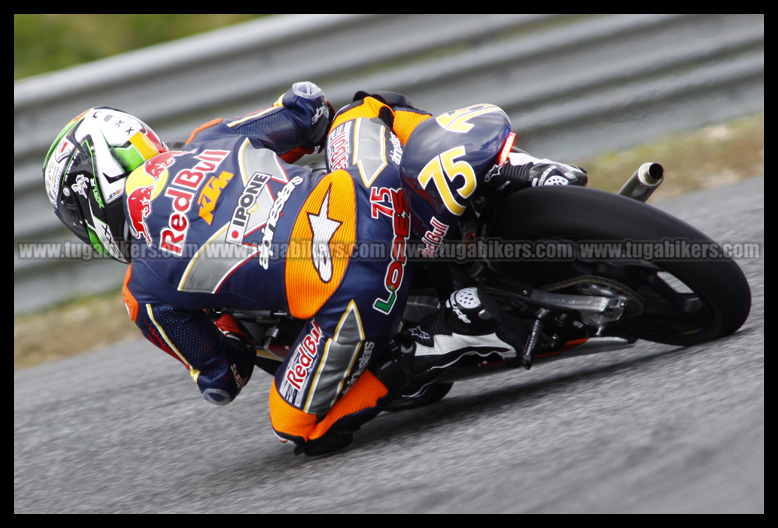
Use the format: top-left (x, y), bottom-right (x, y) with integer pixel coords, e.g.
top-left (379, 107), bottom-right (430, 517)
top-left (491, 186), bottom-right (751, 346)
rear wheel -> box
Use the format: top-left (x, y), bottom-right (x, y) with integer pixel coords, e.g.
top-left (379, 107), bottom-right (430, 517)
top-left (491, 186), bottom-right (751, 346)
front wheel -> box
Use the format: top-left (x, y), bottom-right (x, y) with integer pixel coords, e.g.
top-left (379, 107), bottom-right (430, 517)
top-left (491, 186), bottom-right (751, 346)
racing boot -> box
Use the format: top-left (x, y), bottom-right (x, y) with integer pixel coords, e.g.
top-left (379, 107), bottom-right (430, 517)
top-left (376, 287), bottom-right (526, 398)
top-left (485, 148), bottom-right (588, 190)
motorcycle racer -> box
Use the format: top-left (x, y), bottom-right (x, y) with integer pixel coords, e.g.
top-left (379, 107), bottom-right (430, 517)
top-left (43, 82), bottom-right (587, 456)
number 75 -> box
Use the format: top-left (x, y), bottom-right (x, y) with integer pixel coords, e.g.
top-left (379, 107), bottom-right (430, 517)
top-left (417, 145), bottom-right (476, 216)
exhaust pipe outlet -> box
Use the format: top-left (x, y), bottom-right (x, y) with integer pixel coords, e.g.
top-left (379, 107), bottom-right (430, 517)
top-left (618, 162), bottom-right (664, 203)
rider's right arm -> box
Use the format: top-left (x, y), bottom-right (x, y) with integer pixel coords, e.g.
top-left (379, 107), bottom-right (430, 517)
top-left (187, 81), bottom-right (333, 163)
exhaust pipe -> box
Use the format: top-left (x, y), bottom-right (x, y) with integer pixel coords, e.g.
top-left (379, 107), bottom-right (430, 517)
top-left (618, 162), bottom-right (664, 203)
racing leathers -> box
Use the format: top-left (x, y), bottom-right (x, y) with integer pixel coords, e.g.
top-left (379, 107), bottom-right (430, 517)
top-left (122, 81), bottom-right (335, 406)
top-left (121, 83), bottom-right (433, 454)
top-left (121, 82), bottom-right (587, 456)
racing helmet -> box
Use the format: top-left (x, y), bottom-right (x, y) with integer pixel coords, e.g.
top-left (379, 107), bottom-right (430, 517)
top-left (43, 107), bottom-right (167, 263)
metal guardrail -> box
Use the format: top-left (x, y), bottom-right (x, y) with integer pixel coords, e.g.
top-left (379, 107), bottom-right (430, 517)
top-left (14, 13), bottom-right (764, 314)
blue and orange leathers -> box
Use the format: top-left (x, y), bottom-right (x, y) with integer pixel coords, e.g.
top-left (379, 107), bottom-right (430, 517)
top-left (121, 85), bottom-right (434, 447)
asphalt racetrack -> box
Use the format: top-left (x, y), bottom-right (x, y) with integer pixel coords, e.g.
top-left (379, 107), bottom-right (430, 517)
top-left (15, 177), bottom-right (764, 514)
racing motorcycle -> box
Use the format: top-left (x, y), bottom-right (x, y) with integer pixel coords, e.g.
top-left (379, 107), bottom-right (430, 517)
top-left (228, 121), bottom-right (752, 412)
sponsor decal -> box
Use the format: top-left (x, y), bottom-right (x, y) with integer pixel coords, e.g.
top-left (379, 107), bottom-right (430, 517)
top-left (197, 170), bottom-right (234, 225)
top-left (225, 172), bottom-right (271, 245)
top-left (408, 326), bottom-right (431, 341)
top-left (144, 150), bottom-right (189, 179)
top-left (344, 341), bottom-right (374, 391)
top-left (420, 216), bottom-right (449, 258)
top-left (44, 137), bottom-right (76, 206)
top-left (258, 176), bottom-right (304, 269)
top-left (55, 138), bottom-right (75, 163)
top-left (159, 149), bottom-right (229, 255)
top-left (326, 121), bottom-right (353, 171)
top-left (312, 102), bottom-right (330, 126)
top-left (307, 187), bottom-right (342, 283)
top-left (285, 171), bottom-right (356, 320)
top-left (126, 150), bottom-right (192, 246)
top-left (370, 186), bottom-right (410, 314)
top-left (71, 174), bottom-right (89, 199)
top-left (284, 320), bottom-right (324, 391)
top-left (388, 132), bottom-right (403, 166)
top-left (126, 178), bottom-right (160, 246)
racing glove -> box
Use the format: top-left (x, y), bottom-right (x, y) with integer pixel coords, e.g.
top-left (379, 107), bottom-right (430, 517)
top-left (196, 314), bottom-right (256, 405)
top-left (486, 149), bottom-right (588, 190)
top-left (278, 94), bottom-right (335, 163)
top-left (279, 81), bottom-right (334, 150)
top-left (230, 81), bottom-right (334, 164)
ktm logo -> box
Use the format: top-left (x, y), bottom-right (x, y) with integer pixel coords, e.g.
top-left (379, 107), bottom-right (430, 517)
top-left (197, 171), bottom-right (234, 224)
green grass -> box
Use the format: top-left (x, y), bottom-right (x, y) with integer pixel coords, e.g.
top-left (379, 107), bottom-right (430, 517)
top-left (575, 113), bottom-right (764, 200)
top-left (14, 14), bottom-right (269, 80)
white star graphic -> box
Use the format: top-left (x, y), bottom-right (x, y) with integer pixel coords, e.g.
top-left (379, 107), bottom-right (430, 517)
top-left (307, 188), bottom-right (342, 282)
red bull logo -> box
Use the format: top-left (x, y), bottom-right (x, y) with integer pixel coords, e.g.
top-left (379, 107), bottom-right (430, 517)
top-left (143, 150), bottom-right (188, 179)
top-left (126, 159), bottom-right (171, 246)
top-left (159, 150), bottom-right (229, 256)
top-left (126, 149), bottom-right (230, 253)
top-left (283, 320), bottom-right (323, 392)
